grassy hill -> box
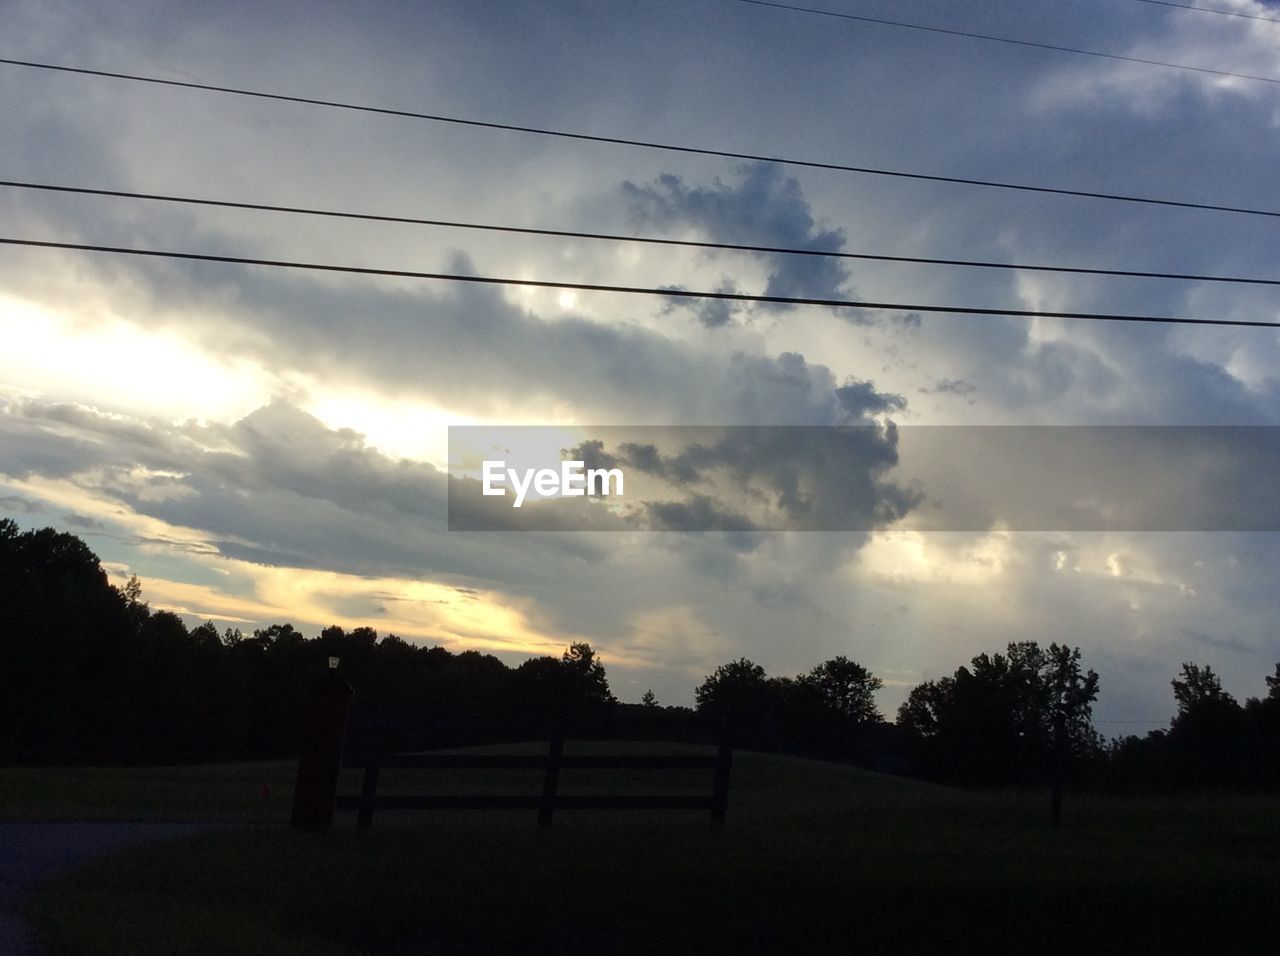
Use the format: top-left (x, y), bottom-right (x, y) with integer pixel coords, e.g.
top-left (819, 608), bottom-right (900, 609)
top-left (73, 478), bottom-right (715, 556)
top-left (17, 742), bottom-right (1280, 954)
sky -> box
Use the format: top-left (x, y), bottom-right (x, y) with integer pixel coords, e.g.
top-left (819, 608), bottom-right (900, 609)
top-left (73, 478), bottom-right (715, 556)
top-left (3, 0), bottom-right (1280, 728)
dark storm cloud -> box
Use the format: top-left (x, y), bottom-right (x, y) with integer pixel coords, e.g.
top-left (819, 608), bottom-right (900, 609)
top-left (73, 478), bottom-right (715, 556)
top-left (835, 379), bottom-right (907, 417)
top-left (718, 352), bottom-right (906, 425)
top-left (446, 346), bottom-right (914, 534)
top-left (643, 495), bottom-right (759, 532)
top-left (659, 280), bottom-right (742, 328)
top-left (622, 163), bottom-right (857, 313)
top-left (456, 422), bottom-right (921, 533)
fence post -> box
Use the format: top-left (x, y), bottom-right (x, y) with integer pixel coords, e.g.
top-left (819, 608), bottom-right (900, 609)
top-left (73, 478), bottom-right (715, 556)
top-left (710, 722), bottom-right (733, 828)
top-left (357, 761), bottom-right (381, 830)
top-left (290, 660), bottom-right (353, 831)
top-left (538, 733), bottom-right (565, 828)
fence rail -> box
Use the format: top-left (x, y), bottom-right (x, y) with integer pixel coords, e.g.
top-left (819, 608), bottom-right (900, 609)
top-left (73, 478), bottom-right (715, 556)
top-left (336, 735), bottom-right (733, 829)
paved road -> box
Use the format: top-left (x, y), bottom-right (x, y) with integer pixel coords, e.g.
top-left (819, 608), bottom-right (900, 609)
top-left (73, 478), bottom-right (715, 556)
top-left (0, 823), bottom-right (229, 955)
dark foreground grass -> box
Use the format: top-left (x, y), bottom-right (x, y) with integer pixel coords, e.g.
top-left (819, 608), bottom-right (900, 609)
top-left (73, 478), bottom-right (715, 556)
top-left (0, 761), bottom-right (297, 822)
top-left (21, 745), bottom-right (1280, 955)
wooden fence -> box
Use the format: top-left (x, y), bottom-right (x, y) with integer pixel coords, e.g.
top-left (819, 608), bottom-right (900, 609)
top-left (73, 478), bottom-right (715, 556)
top-left (336, 735), bottom-right (733, 828)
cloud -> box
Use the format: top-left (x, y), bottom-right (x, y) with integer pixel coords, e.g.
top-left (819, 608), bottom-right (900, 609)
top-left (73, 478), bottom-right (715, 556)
top-left (0, 395), bottom-right (909, 703)
top-left (1033, 1), bottom-right (1280, 114)
top-left (0, 398), bottom-right (609, 586)
top-left (0, 495), bottom-right (46, 514)
top-left (553, 421), bottom-right (919, 532)
top-left (643, 494), bottom-right (760, 532)
top-left (659, 280), bottom-right (743, 328)
top-left (15, 243), bottom-right (897, 428)
top-left (622, 163), bottom-right (857, 312)
top-left (1181, 627), bottom-right (1256, 656)
top-left (919, 378), bottom-right (976, 396)
top-left (835, 378), bottom-right (907, 417)
top-left (719, 352), bottom-right (906, 425)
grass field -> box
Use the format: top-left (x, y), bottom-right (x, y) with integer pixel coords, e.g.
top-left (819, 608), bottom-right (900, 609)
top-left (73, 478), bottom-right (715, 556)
top-left (13, 742), bottom-right (1280, 954)
top-left (0, 760), bottom-right (296, 823)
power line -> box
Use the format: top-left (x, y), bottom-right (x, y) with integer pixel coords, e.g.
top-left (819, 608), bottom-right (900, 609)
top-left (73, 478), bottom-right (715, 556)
top-left (6, 178), bottom-right (1280, 288)
top-left (3, 234), bottom-right (1278, 329)
top-left (1131, 0), bottom-right (1280, 24)
top-left (727, 0), bottom-right (1280, 83)
top-left (2, 57), bottom-right (1279, 221)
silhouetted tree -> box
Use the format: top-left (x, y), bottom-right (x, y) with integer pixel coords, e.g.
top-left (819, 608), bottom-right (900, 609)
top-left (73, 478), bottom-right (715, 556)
top-left (505, 642), bottom-right (617, 735)
top-left (1042, 643), bottom-right (1102, 755)
top-left (562, 642), bottom-right (616, 706)
top-left (897, 677), bottom-right (952, 743)
top-left (1102, 661), bottom-right (1277, 791)
top-left (801, 656), bottom-right (883, 724)
top-left (897, 641), bottom-right (1100, 786)
top-left (1172, 662), bottom-right (1234, 714)
top-left (695, 658), bottom-right (771, 734)
top-left (347, 634), bottom-right (433, 755)
top-left (0, 519), bottom-right (136, 762)
top-left (1246, 662), bottom-right (1280, 781)
top-left (750, 657), bottom-right (885, 761)
top-left (1167, 662), bottom-right (1257, 786)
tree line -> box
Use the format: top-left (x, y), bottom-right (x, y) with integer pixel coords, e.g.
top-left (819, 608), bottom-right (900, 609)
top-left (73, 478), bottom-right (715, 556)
top-left (2, 519), bottom-right (1278, 790)
top-left (687, 644), bottom-right (1280, 789)
top-left (0, 519), bottom-right (619, 763)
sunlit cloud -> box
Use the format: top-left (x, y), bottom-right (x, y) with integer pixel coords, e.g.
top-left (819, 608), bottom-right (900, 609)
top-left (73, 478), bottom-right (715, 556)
top-left (856, 530), bottom-right (1015, 588)
top-left (0, 293), bottom-right (270, 422)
